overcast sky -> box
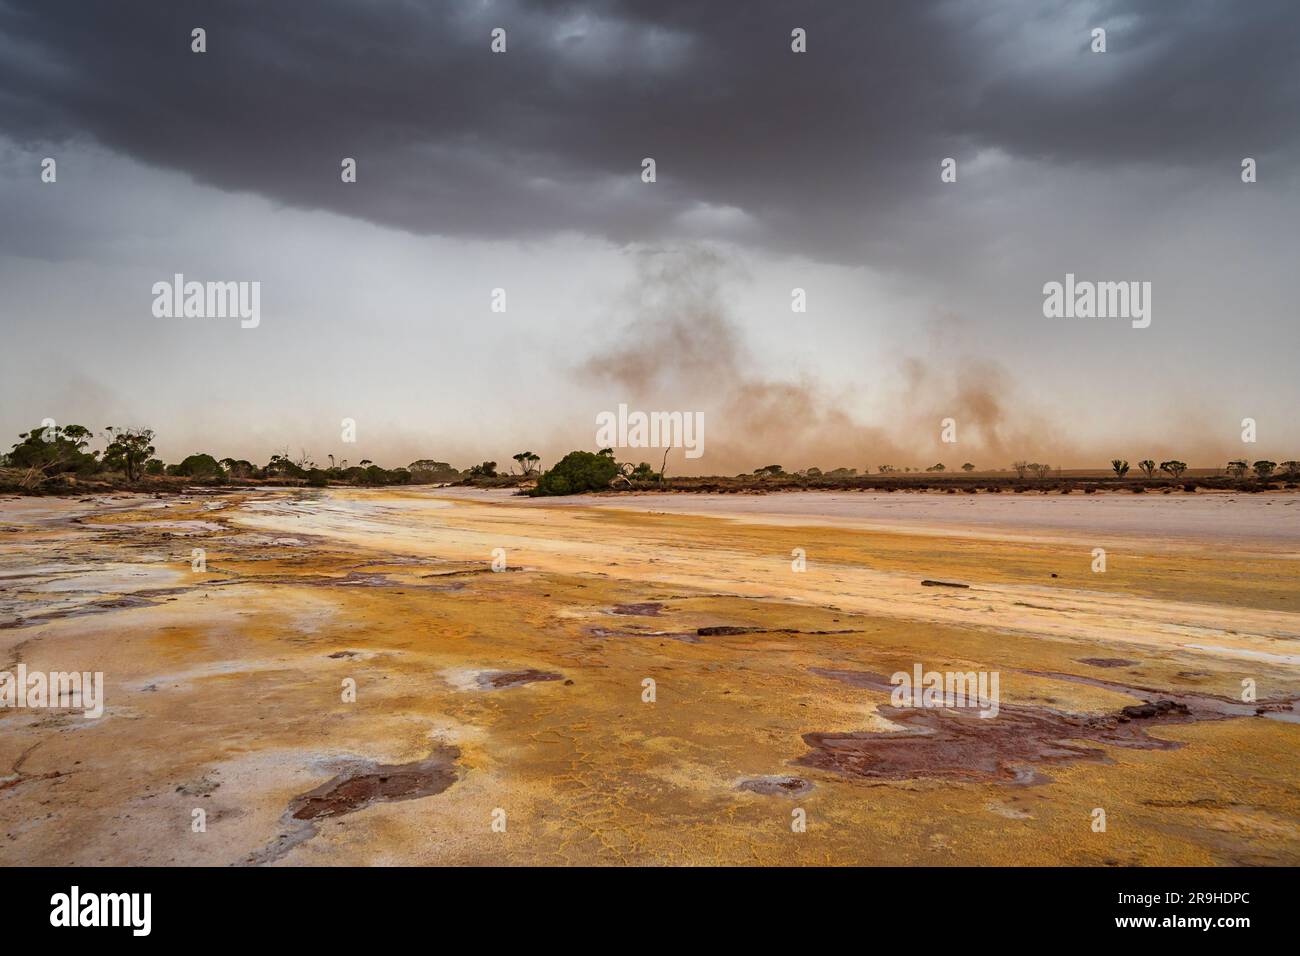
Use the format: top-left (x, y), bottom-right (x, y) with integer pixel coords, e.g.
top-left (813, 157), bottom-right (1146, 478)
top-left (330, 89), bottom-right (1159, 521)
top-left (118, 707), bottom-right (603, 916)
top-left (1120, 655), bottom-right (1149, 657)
top-left (1, 0), bottom-right (1297, 472)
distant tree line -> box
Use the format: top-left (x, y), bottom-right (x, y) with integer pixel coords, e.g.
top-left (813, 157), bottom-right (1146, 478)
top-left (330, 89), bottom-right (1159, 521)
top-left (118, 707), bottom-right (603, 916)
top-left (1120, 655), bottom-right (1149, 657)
top-left (1110, 458), bottom-right (1294, 480)
top-left (0, 423), bottom-right (478, 490)
top-left (6, 422), bottom-right (1298, 496)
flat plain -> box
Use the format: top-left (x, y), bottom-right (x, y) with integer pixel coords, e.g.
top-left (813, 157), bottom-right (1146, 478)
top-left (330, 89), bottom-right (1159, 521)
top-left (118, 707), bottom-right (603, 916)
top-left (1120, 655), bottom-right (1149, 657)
top-left (1, 487), bottom-right (1297, 865)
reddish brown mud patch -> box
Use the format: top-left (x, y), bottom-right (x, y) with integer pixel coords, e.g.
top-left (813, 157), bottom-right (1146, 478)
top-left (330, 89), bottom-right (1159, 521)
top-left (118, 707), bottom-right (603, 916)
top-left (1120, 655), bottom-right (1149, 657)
top-left (1122, 700), bottom-right (1189, 719)
top-left (1078, 658), bottom-right (1139, 668)
top-left (799, 669), bottom-right (1220, 785)
top-left (245, 746), bottom-right (464, 864)
top-left (610, 602), bottom-right (664, 616)
top-left (476, 669), bottom-right (564, 689)
top-left (288, 746), bottom-right (462, 821)
top-left (738, 776), bottom-right (813, 796)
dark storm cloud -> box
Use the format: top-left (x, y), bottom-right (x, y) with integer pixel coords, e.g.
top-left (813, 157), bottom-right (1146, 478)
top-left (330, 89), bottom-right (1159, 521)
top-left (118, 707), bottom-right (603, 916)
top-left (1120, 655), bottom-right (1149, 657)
top-left (1, 0), bottom-right (1296, 261)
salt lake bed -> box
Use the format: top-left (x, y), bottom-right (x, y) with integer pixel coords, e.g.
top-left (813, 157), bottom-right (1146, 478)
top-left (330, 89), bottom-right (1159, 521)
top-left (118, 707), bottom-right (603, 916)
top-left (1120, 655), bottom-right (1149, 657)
top-left (1, 487), bottom-right (1297, 865)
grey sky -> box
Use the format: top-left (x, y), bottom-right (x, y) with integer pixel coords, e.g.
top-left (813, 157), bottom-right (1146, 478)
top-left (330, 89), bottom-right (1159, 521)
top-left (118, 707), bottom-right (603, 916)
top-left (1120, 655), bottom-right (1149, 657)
top-left (1, 0), bottom-right (1297, 471)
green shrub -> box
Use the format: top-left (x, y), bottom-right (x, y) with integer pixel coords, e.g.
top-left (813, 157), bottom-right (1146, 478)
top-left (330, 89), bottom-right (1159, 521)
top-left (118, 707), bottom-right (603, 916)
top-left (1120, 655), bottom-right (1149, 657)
top-left (6, 424), bottom-right (98, 476)
top-left (173, 453), bottom-right (223, 477)
top-left (530, 450), bottom-right (620, 496)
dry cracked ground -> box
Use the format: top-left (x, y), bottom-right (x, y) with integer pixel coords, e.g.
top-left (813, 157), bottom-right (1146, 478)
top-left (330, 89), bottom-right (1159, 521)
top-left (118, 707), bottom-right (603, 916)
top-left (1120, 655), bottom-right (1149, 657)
top-left (0, 486), bottom-right (1297, 865)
